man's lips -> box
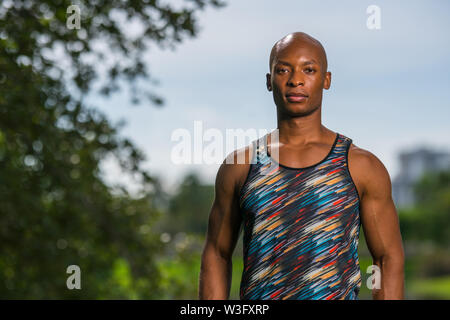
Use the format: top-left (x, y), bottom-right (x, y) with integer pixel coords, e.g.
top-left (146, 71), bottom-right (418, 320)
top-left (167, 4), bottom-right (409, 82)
top-left (285, 92), bottom-right (308, 102)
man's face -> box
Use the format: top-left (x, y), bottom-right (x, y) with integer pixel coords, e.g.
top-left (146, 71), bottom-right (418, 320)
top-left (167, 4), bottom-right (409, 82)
top-left (267, 41), bottom-right (331, 117)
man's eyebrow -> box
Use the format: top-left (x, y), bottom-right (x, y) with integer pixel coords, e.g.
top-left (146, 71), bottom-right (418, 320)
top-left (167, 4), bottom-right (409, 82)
top-left (275, 59), bottom-right (318, 67)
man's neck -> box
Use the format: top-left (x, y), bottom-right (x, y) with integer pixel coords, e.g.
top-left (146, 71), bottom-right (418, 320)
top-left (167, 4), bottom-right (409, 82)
top-left (276, 105), bottom-right (327, 145)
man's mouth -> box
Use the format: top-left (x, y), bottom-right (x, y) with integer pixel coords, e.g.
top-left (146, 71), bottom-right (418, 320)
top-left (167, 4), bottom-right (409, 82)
top-left (285, 91), bottom-right (308, 102)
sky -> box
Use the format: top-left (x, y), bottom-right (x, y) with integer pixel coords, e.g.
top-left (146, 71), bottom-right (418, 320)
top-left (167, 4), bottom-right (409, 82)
top-left (89, 0), bottom-right (450, 194)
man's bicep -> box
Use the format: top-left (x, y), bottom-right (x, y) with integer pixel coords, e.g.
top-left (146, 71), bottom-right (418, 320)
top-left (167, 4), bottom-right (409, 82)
top-left (359, 154), bottom-right (403, 261)
top-left (205, 163), bottom-right (243, 260)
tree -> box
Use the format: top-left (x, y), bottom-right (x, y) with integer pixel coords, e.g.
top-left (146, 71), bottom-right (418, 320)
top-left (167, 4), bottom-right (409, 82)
top-left (399, 169), bottom-right (450, 247)
top-left (157, 172), bottom-right (214, 236)
top-left (0, 0), bottom-right (225, 298)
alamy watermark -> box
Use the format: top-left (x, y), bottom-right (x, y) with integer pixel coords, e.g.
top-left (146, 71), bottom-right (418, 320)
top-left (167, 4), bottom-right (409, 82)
top-left (170, 121), bottom-right (280, 170)
top-left (367, 5), bottom-right (381, 30)
top-left (66, 5), bottom-right (81, 30)
top-left (366, 264), bottom-right (381, 290)
top-left (66, 265), bottom-right (81, 290)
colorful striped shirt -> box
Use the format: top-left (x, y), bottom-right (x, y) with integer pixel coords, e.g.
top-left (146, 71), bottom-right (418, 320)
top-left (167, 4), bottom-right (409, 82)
top-left (239, 132), bottom-right (361, 300)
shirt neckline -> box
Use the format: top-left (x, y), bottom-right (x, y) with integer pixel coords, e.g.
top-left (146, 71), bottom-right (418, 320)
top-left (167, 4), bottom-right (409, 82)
top-left (265, 132), bottom-right (340, 170)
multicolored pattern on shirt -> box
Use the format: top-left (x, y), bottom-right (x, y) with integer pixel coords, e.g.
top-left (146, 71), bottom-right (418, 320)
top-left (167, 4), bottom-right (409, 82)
top-left (239, 132), bottom-right (361, 300)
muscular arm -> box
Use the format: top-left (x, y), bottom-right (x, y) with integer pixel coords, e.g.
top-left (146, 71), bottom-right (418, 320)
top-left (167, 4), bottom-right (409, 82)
top-left (198, 151), bottom-right (248, 299)
top-left (349, 146), bottom-right (405, 300)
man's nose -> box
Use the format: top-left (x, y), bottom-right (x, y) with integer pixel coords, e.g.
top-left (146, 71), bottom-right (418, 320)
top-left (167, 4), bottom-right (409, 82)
top-left (287, 71), bottom-right (304, 86)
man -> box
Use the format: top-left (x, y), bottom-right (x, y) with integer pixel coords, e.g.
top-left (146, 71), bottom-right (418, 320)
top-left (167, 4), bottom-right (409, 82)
top-left (199, 32), bottom-right (404, 300)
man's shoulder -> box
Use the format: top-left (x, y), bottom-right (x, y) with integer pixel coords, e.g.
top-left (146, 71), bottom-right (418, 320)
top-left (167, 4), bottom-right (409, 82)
top-left (348, 143), bottom-right (388, 172)
top-left (216, 143), bottom-right (254, 195)
top-left (348, 143), bottom-right (392, 198)
top-left (223, 143), bottom-right (255, 167)
top-left (348, 143), bottom-right (380, 167)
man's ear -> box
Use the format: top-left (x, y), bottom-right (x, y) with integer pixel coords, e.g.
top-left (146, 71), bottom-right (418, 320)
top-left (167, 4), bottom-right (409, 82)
top-left (323, 71), bottom-right (331, 90)
top-left (266, 73), bottom-right (272, 91)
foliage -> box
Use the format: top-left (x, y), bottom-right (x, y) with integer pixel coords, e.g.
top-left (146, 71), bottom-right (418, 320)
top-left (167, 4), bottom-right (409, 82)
top-left (0, 0), bottom-right (224, 298)
top-left (408, 276), bottom-right (450, 300)
top-left (156, 245), bottom-right (243, 300)
top-left (156, 172), bottom-right (214, 236)
top-left (399, 169), bottom-right (450, 247)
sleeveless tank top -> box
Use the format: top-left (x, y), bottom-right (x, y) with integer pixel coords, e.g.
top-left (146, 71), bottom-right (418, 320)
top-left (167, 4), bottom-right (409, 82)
top-left (239, 132), bottom-right (361, 300)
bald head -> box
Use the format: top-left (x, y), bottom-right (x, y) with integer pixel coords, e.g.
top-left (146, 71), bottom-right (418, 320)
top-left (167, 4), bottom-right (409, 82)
top-left (269, 32), bottom-right (328, 75)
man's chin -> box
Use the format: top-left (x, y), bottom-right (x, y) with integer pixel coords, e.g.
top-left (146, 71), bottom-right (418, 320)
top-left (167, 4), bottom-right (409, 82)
top-left (280, 103), bottom-right (318, 117)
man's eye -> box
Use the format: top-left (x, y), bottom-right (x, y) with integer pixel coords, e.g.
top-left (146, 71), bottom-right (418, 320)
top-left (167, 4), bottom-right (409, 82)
top-left (305, 68), bottom-right (315, 73)
top-left (277, 68), bottom-right (288, 73)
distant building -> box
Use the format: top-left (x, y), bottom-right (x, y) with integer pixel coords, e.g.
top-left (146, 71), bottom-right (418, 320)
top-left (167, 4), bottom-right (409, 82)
top-left (392, 148), bottom-right (450, 209)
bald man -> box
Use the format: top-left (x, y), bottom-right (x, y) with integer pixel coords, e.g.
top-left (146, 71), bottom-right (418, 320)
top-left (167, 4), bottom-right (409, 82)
top-left (199, 32), bottom-right (404, 300)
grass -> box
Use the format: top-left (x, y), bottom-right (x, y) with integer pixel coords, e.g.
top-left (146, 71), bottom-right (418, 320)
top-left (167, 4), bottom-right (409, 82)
top-left (156, 253), bottom-right (450, 300)
top-left (407, 276), bottom-right (450, 299)
top-left (155, 232), bottom-right (450, 300)
top-left (230, 257), bottom-right (244, 299)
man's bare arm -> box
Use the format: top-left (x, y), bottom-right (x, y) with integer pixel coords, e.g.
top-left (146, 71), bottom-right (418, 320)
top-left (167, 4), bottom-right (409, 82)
top-left (198, 151), bottom-right (248, 299)
top-left (350, 146), bottom-right (405, 300)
